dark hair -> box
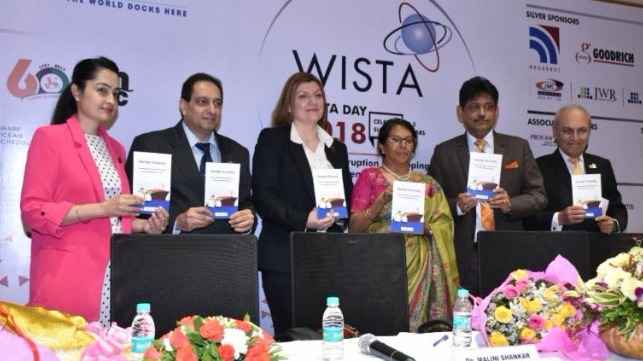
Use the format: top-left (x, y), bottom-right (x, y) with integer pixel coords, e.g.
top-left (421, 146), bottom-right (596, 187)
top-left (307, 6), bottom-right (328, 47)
top-left (377, 118), bottom-right (418, 157)
top-left (458, 76), bottom-right (499, 108)
top-left (271, 72), bottom-right (328, 128)
top-left (50, 57), bottom-right (119, 125)
top-left (181, 73), bottom-right (223, 102)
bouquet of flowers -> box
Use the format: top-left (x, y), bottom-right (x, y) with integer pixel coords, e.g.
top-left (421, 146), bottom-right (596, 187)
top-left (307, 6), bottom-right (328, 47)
top-left (480, 268), bottom-right (584, 347)
top-left (473, 255), bottom-right (606, 359)
top-left (143, 315), bottom-right (285, 361)
top-left (584, 245), bottom-right (643, 342)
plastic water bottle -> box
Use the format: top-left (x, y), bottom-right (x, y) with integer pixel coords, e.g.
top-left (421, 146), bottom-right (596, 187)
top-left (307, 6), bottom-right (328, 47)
top-left (130, 303), bottom-right (156, 360)
top-left (322, 296), bottom-right (344, 361)
top-left (452, 289), bottom-right (472, 347)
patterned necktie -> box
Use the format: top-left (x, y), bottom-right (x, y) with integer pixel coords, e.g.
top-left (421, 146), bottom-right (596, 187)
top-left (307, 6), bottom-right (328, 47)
top-left (195, 142), bottom-right (212, 181)
top-left (474, 139), bottom-right (486, 153)
top-left (570, 158), bottom-right (584, 175)
top-left (475, 139), bottom-right (495, 230)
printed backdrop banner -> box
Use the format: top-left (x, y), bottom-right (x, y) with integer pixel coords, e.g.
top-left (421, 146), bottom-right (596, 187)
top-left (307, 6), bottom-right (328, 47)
top-left (1, 0), bottom-right (642, 332)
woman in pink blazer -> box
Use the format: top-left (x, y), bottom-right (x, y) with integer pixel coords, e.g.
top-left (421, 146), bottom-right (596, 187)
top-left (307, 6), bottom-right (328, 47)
top-left (20, 57), bottom-right (168, 323)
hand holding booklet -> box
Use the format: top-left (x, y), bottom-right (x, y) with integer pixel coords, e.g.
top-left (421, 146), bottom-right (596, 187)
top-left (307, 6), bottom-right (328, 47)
top-left (204, 162), bottom-right (240, 219)
top-left (312, 168), bottom-right (348, 219)
top-left (467, 152), bottom-right (502, 200)
top-left (571, 174), bottom-right (603, 218)
top-left (131, 151), bottom-right (172, 214)
top-left (390, 181), bottom-right (425, 234)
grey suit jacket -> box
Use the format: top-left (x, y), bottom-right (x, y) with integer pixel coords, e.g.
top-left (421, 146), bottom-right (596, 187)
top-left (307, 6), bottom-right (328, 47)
top-left (125, 121), bottom-right (254, 234)
top-left (428, 131), bottom-right (547, 281)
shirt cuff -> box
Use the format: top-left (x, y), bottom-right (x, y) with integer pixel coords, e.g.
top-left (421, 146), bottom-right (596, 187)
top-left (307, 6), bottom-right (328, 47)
top-left (551, 212), bottom-right (563, 231)
top-left (172, 220), bottom-right (181, 235)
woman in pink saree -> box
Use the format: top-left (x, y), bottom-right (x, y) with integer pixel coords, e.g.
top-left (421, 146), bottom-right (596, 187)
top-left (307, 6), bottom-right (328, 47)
top-left (349, 118), bottom-right (459, 332)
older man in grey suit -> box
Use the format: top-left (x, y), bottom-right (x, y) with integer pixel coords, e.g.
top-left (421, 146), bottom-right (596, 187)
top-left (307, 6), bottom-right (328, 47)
top-left (428, 76), bottom-right (547, 296)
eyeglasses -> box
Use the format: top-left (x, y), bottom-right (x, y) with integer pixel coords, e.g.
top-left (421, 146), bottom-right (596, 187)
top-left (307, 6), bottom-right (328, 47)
top-left (387, 136), bottom-right (416, 145)
top-left (464, 102), bottom-right (496, 113)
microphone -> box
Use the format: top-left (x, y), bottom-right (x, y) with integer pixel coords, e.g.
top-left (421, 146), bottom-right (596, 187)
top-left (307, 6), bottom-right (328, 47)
top-left (358, 333), bottom-right (416, 361)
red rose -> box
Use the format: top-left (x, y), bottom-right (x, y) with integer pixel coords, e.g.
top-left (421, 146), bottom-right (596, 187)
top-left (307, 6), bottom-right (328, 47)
top-left (170, 329), bottom-right (190, 349)
top-left (218, 344), bottom-right (236, 361)
top-left (235, 320), bottom-right (252, 333)
top-left (176, 345), bottom-right (198, 361)
top-left (246, 339), bottom-right (271, 361)
top-left (178, 316), bottom-right (195, 328)
top-left (143, 347), bottom-right (161, 361)
top-left (200, 318), bottom-right (224, 341)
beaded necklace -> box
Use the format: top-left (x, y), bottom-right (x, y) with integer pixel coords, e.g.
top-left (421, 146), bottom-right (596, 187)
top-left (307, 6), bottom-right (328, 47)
top-left (381, 164), bottom-right (411, 181)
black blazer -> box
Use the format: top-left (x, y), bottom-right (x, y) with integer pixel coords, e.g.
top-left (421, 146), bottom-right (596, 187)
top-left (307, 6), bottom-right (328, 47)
top-left (252, 125), bottom-right (353, 273)
top-left (525, 149), bottom-right (627, 232)
top-left (125, 121), bottom-right (254, 234)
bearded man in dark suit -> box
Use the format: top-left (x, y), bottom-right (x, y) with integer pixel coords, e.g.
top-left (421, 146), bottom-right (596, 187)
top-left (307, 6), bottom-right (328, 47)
top-left (525, 104), bottom-right (627, 234)
top-left (126, 73), bottom-right (254, 234)
top-left (428, 76), bottom-right (547, 295)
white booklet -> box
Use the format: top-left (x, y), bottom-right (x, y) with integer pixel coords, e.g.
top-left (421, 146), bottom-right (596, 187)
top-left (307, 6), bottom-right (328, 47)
top-left (571, 174), bottom-right (603, 218)
top-left (467, 152), bottom-right (502, 200)
top-left (390, 180), bottom-right (425, 234)
top-left (312, 168), bottom-right (348, 219)
top-left (204, 162), bottom-right (240, 219)
top-left (132, 151), bottom-right (172, 214)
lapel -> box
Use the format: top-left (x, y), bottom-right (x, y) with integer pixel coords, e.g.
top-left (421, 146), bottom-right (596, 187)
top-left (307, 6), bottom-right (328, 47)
top-left (289, 136), bottom-right (316, 200)
top-left (455, 133), bottom-right (470, 183)
top-left (553, 149), bottom-right (573, 194)
top-left (171, 121), bottom-right (204, 192)
top-left (216, 132), bottom-right (232, 163)
top-left (67, 115), bottom-right (105, 201)
top-left (288, 124), bottom-right (322, 200)
top-left (584, 153), bottom-right (599, 175)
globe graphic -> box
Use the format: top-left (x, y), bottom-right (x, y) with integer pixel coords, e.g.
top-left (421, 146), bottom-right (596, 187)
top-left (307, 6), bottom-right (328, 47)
top-left (401, 14), bottom-right (437, 54)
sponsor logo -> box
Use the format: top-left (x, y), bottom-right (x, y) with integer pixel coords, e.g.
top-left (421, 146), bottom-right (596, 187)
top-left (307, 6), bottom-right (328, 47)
top-left (627, 91), bottom-right (642, 105)
top-left (7, 59), bottom-right (69, 100)
top-left (577, 85), bottom-right (618, 102)
top-left (7, 58), bottom-right (132, 105)
top-left (576, 43), bottom-right (635, 67)
top-left (534, 79), bottom-right (563, 100)
top-left (529, 25), bottom-right (559, 64)
top-left (529, 133), bottom-right (556, 147)
top-left (575, 43), bottom-right (592, 64)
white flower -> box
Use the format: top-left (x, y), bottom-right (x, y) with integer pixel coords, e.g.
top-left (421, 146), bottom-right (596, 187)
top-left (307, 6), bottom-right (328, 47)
top-left (620, 278), bottom-right (643, 301)
top-left (221, 328), bottom-right (248, 359)
top-left (603, 267), bottom-right (631, 289)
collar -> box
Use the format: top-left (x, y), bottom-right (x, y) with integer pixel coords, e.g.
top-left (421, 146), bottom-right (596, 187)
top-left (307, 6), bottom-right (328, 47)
top-left (557, 148), bottom-right (585, 164)
top-left (182, 120), bottom-right (218, 148)
top-left (466, 131), bottom-right (494, 152)
top-left (290, 123), bottom-right (334, 147)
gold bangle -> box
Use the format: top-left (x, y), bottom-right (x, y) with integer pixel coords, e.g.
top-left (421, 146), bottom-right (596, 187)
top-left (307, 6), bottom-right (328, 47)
top-left (75, 205), bottom-right (83, 223)
top-left (363, 208), bottom-right (374, 221)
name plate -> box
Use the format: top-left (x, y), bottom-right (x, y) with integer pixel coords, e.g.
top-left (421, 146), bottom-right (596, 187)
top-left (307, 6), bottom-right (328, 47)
top-left (454, 344), bottom-right (539, 361)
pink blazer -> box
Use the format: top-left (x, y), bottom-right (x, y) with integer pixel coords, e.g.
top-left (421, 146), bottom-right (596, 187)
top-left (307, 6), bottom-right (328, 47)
top-left (20, 115), bottom-right (132, 321)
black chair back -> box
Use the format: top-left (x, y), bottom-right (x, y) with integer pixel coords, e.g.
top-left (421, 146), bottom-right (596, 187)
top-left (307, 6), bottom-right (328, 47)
top-left (110, 234), bottom-right (259, 336)
top-left (290, 232), bottom-right (409, 336)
